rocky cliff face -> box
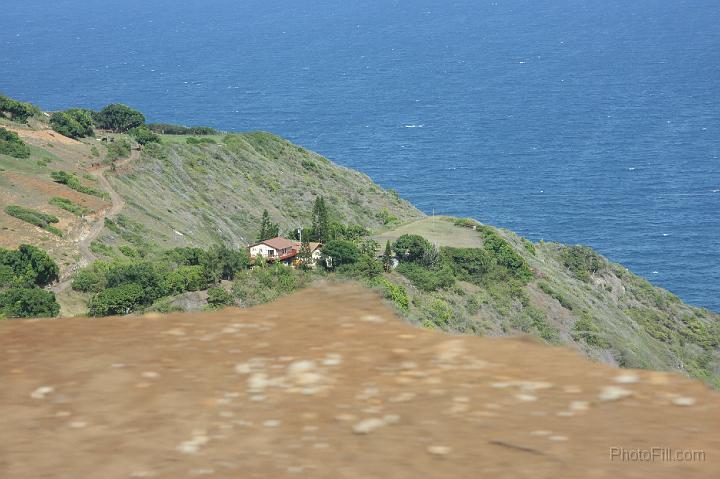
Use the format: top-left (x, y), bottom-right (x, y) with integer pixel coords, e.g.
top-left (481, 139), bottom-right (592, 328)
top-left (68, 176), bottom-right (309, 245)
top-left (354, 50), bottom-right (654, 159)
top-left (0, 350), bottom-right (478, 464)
top-left (2, 283), bottom-right (717, 478)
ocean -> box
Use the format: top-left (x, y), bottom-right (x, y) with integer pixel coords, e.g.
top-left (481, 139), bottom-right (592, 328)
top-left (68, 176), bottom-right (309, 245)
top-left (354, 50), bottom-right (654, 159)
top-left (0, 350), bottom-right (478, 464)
top-left (2, 0), bottom-right (719, 310)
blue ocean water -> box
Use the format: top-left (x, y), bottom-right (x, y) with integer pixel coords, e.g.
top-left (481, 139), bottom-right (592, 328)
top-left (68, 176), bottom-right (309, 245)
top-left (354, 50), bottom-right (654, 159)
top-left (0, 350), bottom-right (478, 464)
top-left (2, 0), bottom-right (719, 310)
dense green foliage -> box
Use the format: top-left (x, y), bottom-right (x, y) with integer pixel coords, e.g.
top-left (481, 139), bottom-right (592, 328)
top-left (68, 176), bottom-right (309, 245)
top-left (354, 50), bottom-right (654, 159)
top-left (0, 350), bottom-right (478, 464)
top-left (0, 244), bottom-right (59, 288)
top-left (0, 245), bottom-right (60, 319)
top-left (560, 245), bottom-right (606, 281)
top-left (394, 234), bottom-right (436, 266)
top-left (51, 170), bottom-right (108, 199)
top-left (479, 228), bottom-right (533, 282)
top-left (373, 277), bottom-right (409, 312)
top-left (74, 244), bottom-right (249, 316)
top-left (146, 123), bottom-right (217, 135)
top-left (0, 127), bottom-right (31, 158)
top-left (50, 109), bottom-right (94, 139)
top-left (88, 283), bottom-right (145, 316)
top-left (321, 240), bottom-right (360, 270)
top-left (4, 205), bottom-right (62, 236)
top-left (49, 197), bottom-right (92, 216)
top-left (232, 265), bottom-right (311, 307)
top-left (1, 287), bottom-right (59, 318)
top-left (129, 126), bottom-right (160, 145)
top-left (396, 262), bottom-right (455, 292)
top-left (207, 287), bottom-right (235, 308)
top-left (0, 95), bottom-right (40, 123)
top-left (94, 104), bottom-right (145, 132)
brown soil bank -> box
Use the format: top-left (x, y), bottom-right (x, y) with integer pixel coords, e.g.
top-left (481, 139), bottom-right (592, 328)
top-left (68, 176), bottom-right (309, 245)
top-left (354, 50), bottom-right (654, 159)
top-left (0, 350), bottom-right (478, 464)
top-left (1, 284), bottom-right (718, 478)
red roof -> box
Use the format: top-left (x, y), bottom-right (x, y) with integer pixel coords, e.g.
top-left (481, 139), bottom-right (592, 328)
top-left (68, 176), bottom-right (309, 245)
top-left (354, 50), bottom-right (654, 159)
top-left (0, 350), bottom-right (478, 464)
top-left (253, 237), bottom-right (296, 250)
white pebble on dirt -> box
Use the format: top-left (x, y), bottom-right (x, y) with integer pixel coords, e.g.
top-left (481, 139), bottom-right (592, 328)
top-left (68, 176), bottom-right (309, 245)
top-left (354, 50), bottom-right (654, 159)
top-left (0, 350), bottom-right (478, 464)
top-left (598, 386), bottom-right (632, 401)
top-left (30, 386), bottom-right (54, 399)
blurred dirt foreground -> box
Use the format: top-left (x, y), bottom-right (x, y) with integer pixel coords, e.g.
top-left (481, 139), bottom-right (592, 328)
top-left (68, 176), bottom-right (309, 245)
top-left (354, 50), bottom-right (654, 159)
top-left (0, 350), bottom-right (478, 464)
top-left (2, 284), bottom-right (718, 478)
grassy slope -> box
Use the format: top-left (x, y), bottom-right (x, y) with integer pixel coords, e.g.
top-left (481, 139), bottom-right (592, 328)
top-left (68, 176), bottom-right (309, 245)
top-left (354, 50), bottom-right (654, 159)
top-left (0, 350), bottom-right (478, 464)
top-left (0, 118), bottom-right (109, 272)
top-left (101, 132), bottom-right (423, 251)
top-left (374, 218), bottom-right (720, 387)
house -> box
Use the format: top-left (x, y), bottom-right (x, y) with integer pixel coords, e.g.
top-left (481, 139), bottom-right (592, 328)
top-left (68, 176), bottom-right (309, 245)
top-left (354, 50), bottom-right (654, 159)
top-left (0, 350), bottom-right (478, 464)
top-left (249, 237), bottom-right (298, 264)
top-left (248, 237), bottom-right (325, 268)
top-left (291, 241), bottom-right (323, 268)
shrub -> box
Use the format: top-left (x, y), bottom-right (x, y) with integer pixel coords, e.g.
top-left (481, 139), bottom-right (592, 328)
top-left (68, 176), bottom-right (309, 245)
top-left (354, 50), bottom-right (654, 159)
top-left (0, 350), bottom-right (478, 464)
top-left (232, 266), bottom-right (310, 307)
top-left (0, 244), bottom-right (59, 287)
top-left (0, 287), bottom-right (59, 318)
top-left (321, 240), bottom-right (360, 270)
top-left (373, 277), bottom-right (409, 312)
top-left (337, 255), bottom-right (383, 279)
top-left (105, 261), bottom-right (167, 304)
top-left (0, 95), bottom-right (40, 123)
top-left (0, 127), bottom-right (31, 158)
top-left (482, 231), bottom-right (532, 282)
top-left (452, 217), bottom-right (481, 229)
top-left (146, 123), bottom-right (217, 135)
top-left (161, 265), bottom-right (208, 295)
top-left (207, 287), bottom-right (235, 309)
top-left (51, 170), bottom-right (108, 199)
top-left (397, 262), bottom-right (455, 292)
top-left (572, 314), bottom-right (611, 348)
top-left (421, 299), bottom-right (455, 330)
top-left (560, 245), bottom-right (605, 281)
top-left (88, 283), bottom-right (145, 316)
top-left (72, 262), bottom-right (110, 293)
top-left (49, 197), bottom-right (92, 216)
top-left (441, 247), bottom-right (493, 283)
top-left (202, 245), bottom-right (249, 282)
top-left (106, 138), bottom-right (132, 160)
top-left (4, 205), bottom-right (62, 236)
top-left (129, 126), bottom-right (160, 145)
top-left (50, 109), bottom-right (94, 139)
top-left (94, 104), bottom-right (145, 132)
top-left (537, 280), bottom-right (574, 310)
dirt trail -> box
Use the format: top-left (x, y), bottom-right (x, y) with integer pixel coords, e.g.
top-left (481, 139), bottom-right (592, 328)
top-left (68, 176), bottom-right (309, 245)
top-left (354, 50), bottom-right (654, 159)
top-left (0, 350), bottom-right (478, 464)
top-left (51, 149), bottom-right (138, 292)
top-left (2, 283), bottom-right (718, 478)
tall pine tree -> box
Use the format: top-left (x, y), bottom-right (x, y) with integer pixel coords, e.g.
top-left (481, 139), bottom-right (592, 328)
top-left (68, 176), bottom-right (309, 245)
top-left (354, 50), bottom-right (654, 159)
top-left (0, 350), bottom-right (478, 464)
top-left (382, 240), bottom-right (394, 272)
top-left (257, 209), bottom-right (279, 242)
top-left (311, 196), bottom-right (329, 242)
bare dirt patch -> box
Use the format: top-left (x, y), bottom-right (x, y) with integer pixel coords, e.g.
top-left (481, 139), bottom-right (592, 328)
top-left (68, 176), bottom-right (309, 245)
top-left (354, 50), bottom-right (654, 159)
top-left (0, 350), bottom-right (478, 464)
top-left (2, 283), bottom-right (717, 478)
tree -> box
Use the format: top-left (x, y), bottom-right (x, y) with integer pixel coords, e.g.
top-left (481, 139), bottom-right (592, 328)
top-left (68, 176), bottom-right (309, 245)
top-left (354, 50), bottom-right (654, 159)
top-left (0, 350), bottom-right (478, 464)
top-left (105, 261), bottom-right (166, 304)
top-left (321, 240), bottom-right (359, 270)
top-left (0, 127), bottom-right (31, 158)
top-left (88, 283), bottom-right (145, 316)
top-left (393, 234), bottom-right (436, 266)
top-left (382, 241), bottom-right (394, 272)
top-left (129, 126), bottom-right (160, 145)
top-left (0, 287), bottom-right (59, 318)
top-left (202, 245), bottom-right (249, 282)
top-left (257, 210), bottom-right (279, 242)
top-left (0, 244), bottom-right (59, 287)
top-left (311, 196), bottom-right (330, 242)
top-left (94, 104), bottom-right (145, 132)
top-left (50, 109), bottom-right (94, 139)
top-left (297, 240), bottom-right (312, 270)
top-left (0, 95), bottom-right (40, 123)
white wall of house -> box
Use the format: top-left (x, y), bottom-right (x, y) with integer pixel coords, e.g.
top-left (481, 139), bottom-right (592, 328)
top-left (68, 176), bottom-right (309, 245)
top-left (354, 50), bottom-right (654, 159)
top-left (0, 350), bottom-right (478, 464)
top-left (250, 244), bottom-right (277, 258)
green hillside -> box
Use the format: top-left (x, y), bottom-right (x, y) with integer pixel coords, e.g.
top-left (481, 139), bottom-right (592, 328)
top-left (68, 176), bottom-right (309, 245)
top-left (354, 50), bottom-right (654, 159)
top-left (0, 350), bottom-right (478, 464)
top-left (372, 217), bottom-right (720, 387)
top-left (98, 132), bottom-right (422, 252)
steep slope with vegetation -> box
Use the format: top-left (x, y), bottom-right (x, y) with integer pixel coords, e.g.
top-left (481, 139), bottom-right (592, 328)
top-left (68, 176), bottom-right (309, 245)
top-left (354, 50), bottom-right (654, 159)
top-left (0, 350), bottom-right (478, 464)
top-left (371, 217), bottom-right (720, 387)
top-left (99, 132), bottom-right (421, 252)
